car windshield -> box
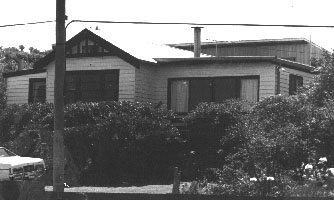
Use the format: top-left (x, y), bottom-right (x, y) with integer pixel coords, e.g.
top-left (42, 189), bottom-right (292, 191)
top-left (0, 148), bottom-right (17, 157)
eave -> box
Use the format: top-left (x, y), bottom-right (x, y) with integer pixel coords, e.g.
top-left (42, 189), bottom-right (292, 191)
top-left (155, 56), bottom-right (316, 74)
top-left (3, 68), bottom-right (46, 78)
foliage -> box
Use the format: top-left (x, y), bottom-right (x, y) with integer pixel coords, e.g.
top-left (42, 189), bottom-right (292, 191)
top-left (307, 50), bottom-right (334, 106)
top-left (181, 100), bottom-right (250, 180)
top-left (193, 52), bottom-right (334, 196)
top-left (0, 46), bottom-right (49, 72)
top-left (0, 101), bottom-right (180, 186)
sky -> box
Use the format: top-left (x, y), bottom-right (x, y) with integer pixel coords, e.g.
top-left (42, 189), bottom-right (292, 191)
top-left (1, 0), bottom-right (334, 52)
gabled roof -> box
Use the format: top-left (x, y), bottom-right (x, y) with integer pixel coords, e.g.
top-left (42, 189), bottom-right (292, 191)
top-left (34, 28), bottom-right (209, 69)
top-left (34, 28), bottom-right (141, 69)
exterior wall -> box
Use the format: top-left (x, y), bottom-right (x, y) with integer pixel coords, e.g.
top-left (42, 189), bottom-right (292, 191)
top-left (134, 64), bottom-right (157, 103)
top-left (279, 67), bottom-right (315, 95)
top-left (200, 43), bottom-right (323, 65)
top-left (6, 72), bottom-right (46, 104)
top-left (46, 56), bottom-right (136, 103)
top-left (154, 62), bottom-right (277, 106)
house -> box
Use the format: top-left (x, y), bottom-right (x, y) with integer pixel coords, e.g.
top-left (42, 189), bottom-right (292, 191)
top-left (3, 28), bottom-right (316, 113)
top-left (170, 37), bottom-right (324, 65)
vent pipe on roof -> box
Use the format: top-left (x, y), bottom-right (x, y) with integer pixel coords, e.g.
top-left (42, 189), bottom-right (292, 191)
top-left (192, 27), bottom-right (203, 57)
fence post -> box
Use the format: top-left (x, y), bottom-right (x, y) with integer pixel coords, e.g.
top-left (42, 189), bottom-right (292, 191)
top-left (172, 167), bottom-right (181, 194)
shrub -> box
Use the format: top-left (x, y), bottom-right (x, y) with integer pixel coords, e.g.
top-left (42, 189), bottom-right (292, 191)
top-left (181, 100), bottom-right (249, 180)
top-left (0, 101), bottom-right (180, 186)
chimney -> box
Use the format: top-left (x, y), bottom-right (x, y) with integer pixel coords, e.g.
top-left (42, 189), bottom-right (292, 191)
top-left (192, 27), bottom-right (203, 57)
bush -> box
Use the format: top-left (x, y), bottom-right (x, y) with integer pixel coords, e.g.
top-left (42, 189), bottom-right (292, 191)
top-left (0, 101), bottom-right (180, 186)
top-left (181, 100), bottom-right (249, 180)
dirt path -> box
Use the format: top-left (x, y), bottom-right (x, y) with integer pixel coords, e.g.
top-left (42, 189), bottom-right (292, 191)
top-left (44, 184), bottom-right (174, 194)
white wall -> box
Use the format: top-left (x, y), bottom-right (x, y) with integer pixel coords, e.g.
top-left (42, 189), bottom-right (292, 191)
top-left (6, 72), bottom-right (46, 104)
top-left (134, 64), bottom-right (157, 103)
top-left (154, 62), bottom-right (277, 105)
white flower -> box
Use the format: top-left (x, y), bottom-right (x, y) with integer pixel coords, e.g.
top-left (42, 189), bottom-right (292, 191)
top-left (305, 164), bottom-right (313, 170)
top-left (250, 177), bottom-right (257, 182)
top-left (319, 157), bottom-right (327, 163)
top-left (266, 177), bottom-right (274, 181)
top-left (327, 168), bottom-right (334, 175)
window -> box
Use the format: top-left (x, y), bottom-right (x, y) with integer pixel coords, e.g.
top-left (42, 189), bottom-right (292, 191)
top-left (289, 74), bottom-right (303, 95)
top-left (82, 45), bottom-right (99, 54)
top-left (64, 70), bottom-right (119, 104)
top-left (169, 76), bottom-right (259, 112)
top-left (28, 78), bottom-right (46, 103)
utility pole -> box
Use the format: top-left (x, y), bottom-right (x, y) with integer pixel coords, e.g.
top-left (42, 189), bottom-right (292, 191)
top-left (53, 0), bottom-right (66, 199)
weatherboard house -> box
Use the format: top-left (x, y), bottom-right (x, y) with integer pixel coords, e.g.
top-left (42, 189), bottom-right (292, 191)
top-left (4, 28), bottom-right (318, 113)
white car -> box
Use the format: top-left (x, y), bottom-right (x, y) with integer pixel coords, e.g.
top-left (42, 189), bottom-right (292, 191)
top-left (0, 147), bottom-right (45, 181)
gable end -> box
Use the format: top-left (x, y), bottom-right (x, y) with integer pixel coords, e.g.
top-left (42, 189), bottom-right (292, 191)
top-left (34, 29), bottom-right (140, 69)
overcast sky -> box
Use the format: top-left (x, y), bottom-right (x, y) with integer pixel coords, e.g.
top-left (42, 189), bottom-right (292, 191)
top-left (1, 0), bottom-right (334, 52)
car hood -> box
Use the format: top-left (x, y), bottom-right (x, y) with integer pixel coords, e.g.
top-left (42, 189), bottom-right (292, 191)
top-left (0, 156), bottom-right (44, 168)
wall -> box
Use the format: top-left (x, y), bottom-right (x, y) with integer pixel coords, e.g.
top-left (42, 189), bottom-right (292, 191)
top-left (279, 67), bottom-right (315, 96)
top-left (154, 62), bottom-right (276, 106)
top-left (46, 56), bottom-right (136, 103)
top-left (135, 63), bottom-right (158, 103)
top-left (6, 72), bottom-right (46, 104)
top-left (201, 43), bottom-right (323, 65)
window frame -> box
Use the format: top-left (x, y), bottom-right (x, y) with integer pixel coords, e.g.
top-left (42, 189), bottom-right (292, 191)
top-left (64, 69), bottom-right (119, 104)
top-left (167, 75), bottom-right (260, 113)
top-left (289, 74), bottom-right (303, 95)
top-left (28, 78), bottom-right (46, 103)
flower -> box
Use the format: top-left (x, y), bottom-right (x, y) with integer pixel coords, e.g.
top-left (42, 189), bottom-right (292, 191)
top-left (327, 168), bottom-right (334, 175)
top-left (305, 164), bottom-right (313, 170)
top-left (319, 157), bottom-right (327, 163)
top-left (250, 177), bottom-right (257, 182)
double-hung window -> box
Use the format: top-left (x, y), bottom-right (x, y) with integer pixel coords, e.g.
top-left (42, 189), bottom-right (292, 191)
top-left (28, 78), bottom-right (46, 103)
top-left (169, 76), bottom-right (259, 112)
top-left (64, 70), bottom-right (119, 104)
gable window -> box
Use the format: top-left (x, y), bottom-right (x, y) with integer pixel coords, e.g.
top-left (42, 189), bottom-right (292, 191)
top-left (289, 74), bottom-right (303, 95)
top-left (28, 78), bottom-right (46, 103)
top-left (169, 76), bottom-right (259, 112)
top-left (82, 45), bottom-right (99, 54)
top-left (64, 70), bottom-right (119, 104)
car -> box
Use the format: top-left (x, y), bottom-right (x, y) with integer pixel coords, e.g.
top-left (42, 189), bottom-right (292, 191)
top-left (0, 147), bottom-right (45, 181)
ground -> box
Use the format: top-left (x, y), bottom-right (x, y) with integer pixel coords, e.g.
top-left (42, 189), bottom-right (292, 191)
top-left (44, 184), bottom-right (174, 194)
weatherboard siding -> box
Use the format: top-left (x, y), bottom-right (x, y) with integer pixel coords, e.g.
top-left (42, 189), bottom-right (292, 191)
top-left (155, 62), bottom-right (276, 106)
top-left (279, 68), bottom-right (315, 95)
top-left (6, 72), bottom-right (46, 104)
top-left (135, 64), bottom-right (157, 103)
top-left (201, 43), bottom-right (323, 65)
top-left (46, 56), bottom-right (136, 103)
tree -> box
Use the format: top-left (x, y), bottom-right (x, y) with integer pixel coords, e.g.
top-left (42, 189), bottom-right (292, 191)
top-left (0, 46), bottom-right (49, 108)
top-left (0, 46), bottom-right (49, 72)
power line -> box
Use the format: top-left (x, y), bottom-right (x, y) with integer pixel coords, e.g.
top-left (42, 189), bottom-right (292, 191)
top-left (2, 19), bottom-right (334, 29)
top-left (0, 20), bottom-right (56, 28)
top-left (67, 20), bottom-right (334, 28)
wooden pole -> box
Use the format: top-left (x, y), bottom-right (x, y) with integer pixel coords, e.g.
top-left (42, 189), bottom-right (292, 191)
top-left (53, 0), bottom-right (66, 199)
top-left (172, 167), bottom-right (180, 194)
